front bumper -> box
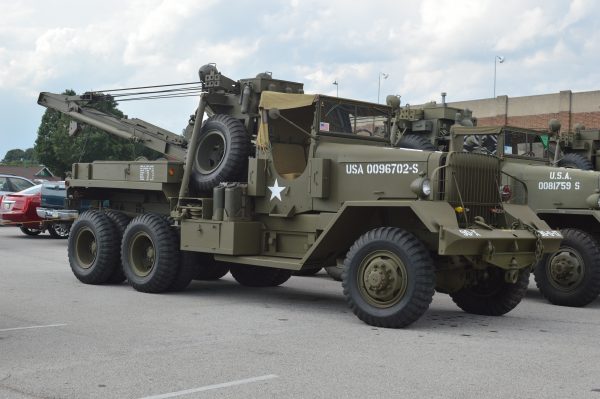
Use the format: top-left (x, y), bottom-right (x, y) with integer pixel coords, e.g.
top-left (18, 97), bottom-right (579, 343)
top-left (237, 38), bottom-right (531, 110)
top-left (439, 227), bottom-right (562, 269)
top-left (36, 207), bottom-right (79, 221)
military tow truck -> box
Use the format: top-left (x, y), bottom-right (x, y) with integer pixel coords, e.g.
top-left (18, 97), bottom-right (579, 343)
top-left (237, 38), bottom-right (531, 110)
top-left (37, 65), bottom-right (562, 328)
top-left (449, 125), bottom-right (600, 307)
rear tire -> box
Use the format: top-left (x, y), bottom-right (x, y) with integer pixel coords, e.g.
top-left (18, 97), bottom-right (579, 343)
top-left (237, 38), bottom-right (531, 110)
top-left (195, 258), bottom-right (230, 280)
top-left (342, 227), bottom-right (435, 328)
top-left (103, 210), bottom-right (131, 284)
top-left (168, 251), bottom-right (199, 292)
top-left (450, 267), bottom-right (529, 315)
top-left (121, 214), bottom-right (179, 293)
top-left (68, 210), bottom-right (120, 284)
top-left (325, 265), bottom-right (343, 281)
top-left (230, 265), bottom-right (292, 287)
top-left (534, 228), bottom-right (600, 307)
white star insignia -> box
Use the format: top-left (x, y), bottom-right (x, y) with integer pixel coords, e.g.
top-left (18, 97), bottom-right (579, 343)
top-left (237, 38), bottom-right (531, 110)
top-left (268, 179), bottom-right (286, 201)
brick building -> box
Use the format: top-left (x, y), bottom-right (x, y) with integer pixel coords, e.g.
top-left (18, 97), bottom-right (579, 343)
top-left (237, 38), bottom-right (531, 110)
top-left (447, 90), bottom-right (600, 132)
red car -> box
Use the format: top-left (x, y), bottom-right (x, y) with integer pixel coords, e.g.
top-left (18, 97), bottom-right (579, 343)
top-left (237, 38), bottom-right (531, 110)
top-left (0, 184), bottom-right (69, 238)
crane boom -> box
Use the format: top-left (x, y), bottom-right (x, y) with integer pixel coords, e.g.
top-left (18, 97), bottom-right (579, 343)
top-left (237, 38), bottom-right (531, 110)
top-left (37, 92), bottom-right (188, 161)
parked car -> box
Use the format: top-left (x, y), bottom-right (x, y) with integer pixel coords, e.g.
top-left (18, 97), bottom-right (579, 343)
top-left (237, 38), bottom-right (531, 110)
top-left (0, 174), bottom-right (35, 203)
top-left (0, 181), bottom-right (74, 238)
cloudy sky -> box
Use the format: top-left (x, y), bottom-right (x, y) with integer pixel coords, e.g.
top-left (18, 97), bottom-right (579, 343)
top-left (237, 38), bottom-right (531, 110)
top-left (1, 0), bottom-right (599, 160)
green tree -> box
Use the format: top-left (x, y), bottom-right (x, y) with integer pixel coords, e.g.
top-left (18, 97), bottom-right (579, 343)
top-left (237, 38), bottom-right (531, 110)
top-left (2, 147), bottom-right (37, 164)
top-left (34, 90), bottom-right (160, 177)
top-left (2, 149), bottom-right (26, 162)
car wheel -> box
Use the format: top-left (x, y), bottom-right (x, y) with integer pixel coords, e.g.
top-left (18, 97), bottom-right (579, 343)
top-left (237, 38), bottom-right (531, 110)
top-left (48, 223), bottom-right (70, 239)
top-left (20, 226), bottom-right (42, 236)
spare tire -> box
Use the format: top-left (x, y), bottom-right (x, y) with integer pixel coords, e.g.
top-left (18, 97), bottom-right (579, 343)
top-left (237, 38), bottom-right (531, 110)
top-left (190, 114), bottom-right (251, 193)
top-left (397, 134), bottom-right (437, 151)
top-left (557, 153), bottom-right (593, 170)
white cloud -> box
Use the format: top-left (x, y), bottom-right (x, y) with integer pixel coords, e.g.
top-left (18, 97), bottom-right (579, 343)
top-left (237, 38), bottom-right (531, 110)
top-left (2, 0), bottom-right (600, 159)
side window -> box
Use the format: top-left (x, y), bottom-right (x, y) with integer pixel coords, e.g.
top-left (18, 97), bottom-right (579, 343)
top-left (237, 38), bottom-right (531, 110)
top-left (10, 178), bottom-right (34, 192)
top-left (0, 177), bottom-right (8, 191)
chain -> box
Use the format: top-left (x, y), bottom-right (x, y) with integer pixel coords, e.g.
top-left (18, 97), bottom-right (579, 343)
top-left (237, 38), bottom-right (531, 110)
top-left (523, 223), bottom-right (544, 262)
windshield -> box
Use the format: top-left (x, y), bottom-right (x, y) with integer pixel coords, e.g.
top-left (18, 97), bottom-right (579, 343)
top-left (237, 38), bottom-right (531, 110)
top-left (318, 98), bottom-right (390, 140)
top-left (502, 129), bottom-right (548, 160)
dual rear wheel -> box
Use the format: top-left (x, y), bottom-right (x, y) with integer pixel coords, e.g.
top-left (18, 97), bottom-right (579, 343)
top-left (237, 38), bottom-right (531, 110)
top-left (68, 211), bottom-right (286, 291)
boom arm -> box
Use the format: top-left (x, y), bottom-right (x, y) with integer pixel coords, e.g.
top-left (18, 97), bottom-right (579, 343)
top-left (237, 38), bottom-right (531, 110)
top-left (37, 92), bottom-right (188, 161)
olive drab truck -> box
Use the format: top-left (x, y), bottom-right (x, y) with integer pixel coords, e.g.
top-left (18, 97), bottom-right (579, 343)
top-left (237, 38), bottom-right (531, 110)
top-left (37, 65), bottom-right (562, 328)
top-left (386, 92), bottom-right (597, 170)
top-left (450, 125), bottom-right (600, 307)
top-left (386, 93), bottom-right (477, 152)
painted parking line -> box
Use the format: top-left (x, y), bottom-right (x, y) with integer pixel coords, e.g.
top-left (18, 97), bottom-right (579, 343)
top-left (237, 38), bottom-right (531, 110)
top-left (0, 323), bottom-right (67, 332)
top-left (139, 374), bottom-right (279, 399)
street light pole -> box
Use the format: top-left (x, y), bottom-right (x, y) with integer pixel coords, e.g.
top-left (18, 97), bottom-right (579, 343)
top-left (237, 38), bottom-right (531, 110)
top-left (332, 80), bottom-right (339, 97)
top-left (493, 55), bottom-right (504, 98)
top-left (377, 72), bottom-right (389, 104)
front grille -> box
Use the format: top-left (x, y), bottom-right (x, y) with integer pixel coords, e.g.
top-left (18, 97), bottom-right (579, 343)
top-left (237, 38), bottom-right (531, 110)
top-left (443, 152), bottom-right (502, 227)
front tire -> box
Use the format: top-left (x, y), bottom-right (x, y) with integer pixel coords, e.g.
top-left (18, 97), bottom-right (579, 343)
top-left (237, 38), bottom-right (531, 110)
top-left (342, 227), bottom-right (435, 328)
top-left (534, 228), bottom-right (600, 307)
top-left (68, 210), bottom-right (120, 284)
top-left (450, 267), bottom-right (529, 315)
top-left (121, 214), bottom-right (180, 293)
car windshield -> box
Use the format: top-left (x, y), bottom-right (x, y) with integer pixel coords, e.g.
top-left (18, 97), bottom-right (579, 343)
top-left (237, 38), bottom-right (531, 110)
top-left (17, 184), bottom-right (42, 195)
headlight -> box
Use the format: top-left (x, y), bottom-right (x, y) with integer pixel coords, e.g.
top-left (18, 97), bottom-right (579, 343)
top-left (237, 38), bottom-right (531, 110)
top-left (422, 179), bottom-right (432, 196)
top-left (410, 176), bottom-right (431, 199)
top-left (585, 192), bottom-right (600, 209)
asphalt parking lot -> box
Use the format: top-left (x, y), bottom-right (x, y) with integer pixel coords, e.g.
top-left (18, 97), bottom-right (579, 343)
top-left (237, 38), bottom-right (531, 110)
top-left (1, 226), bottom-right (600, 399)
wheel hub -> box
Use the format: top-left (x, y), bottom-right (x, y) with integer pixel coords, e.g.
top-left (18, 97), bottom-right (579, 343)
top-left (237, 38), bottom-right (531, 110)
top-left (358, 251), bottom-right (407, 308)
top-left (75, 227), bottom-right (97, 269)
top-left (365, 261), bottom-right (394, 294)
top-left (195, 130), bottom-right (226, 174)
top-left (130, 232), bottom-right (156, 277)
top-left (549, 250), bottom-right (583, 288)
top-left (53, 223), bottom-right (70, 237)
